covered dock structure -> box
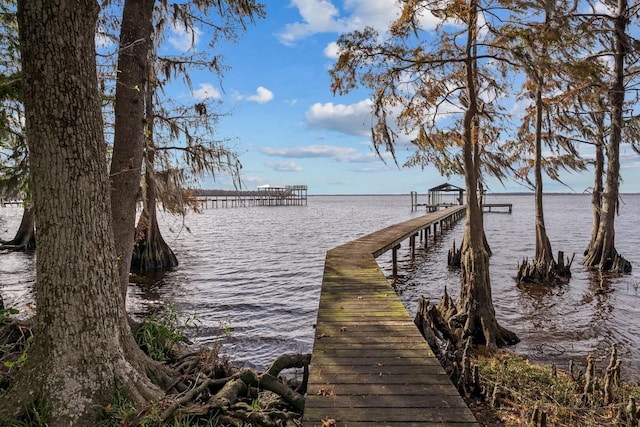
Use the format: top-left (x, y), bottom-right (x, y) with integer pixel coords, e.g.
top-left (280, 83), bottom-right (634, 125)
top-left (195, 185), bottom-right (307, 208)
top-left (411, 182), bottom-right (464, 211)
top-left (411, 183), bottom-right (512, 213)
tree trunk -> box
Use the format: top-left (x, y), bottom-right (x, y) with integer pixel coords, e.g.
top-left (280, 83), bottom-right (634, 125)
top-left (586, 129), bottom-right (604, 254)
top-left (533, 79), bottom-right (553, 265)
top-left (130, 91), bottom-right (178, 274)
top-left (0, 206), bottom-right (35, 251)
top-left (583, 0), bottom-right (631, 274)
top-left (131, 202), bottom-right (179, 274)
top-left (110, 0), bottom-right (156, 302)
top-left (517, 74), bottom-right (571, 285)
top-left (2, 2), bottom-right (168, 424)
top-left (453, 0), bottom-right (518, 348)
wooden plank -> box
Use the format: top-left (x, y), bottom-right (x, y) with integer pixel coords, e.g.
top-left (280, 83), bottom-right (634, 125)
top-left (311, 351), bottom-right (434, 360)
top-left (314, 342), bottom-right (426, 357)
top-left (310, 372), bottom-right (453, 385)
top-left (303, 423), bottom-right (475, 427)
top-left (312, 363), bottom-right (448, 376)
top-left (308, 356), bottom-right (441, 367)
top-left (304, 407), bottom-right (478, 423)
top-left (306, 394), bottom-right (470, 408)
top-left (305, 384), bottom-right (466, 398)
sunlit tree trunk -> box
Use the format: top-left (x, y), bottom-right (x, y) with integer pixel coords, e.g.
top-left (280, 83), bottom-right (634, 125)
top-left (1, 2), bottom-right (167, 424)
top-left (583, 0), bottom-right (631, 273)
top-left (131, 147), bottom-right (179, 274)
top-left (0, 206), bottom-right (35, 251)
top-left (110, 0), bottom-right (156, 301)
top-left (455, 0), bottom-right (518, 347)
top-left (586, 109), bottom-right (605, 254)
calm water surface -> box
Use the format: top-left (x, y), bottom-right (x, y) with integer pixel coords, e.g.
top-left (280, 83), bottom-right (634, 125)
top-left (1, 194), bottom-right (639, 379)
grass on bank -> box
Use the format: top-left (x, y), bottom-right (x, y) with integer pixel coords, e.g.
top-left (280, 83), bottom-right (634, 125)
top-left (472, 349), bottom-right (640, 426)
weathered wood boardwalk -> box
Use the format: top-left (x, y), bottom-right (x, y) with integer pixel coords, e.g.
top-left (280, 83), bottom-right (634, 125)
top-left (303, 206), bottom-right (479, 427)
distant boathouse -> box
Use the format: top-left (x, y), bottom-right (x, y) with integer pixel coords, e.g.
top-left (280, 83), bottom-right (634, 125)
top-left (411, 182), bottom-right (512, 213)
top-left (411, 182), bottom-right (465, 211)
top-left (195, 184), bottom-right (308, 208)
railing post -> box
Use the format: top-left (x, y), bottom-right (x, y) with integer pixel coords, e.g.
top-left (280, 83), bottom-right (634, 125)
top-left (392, 244), bottom-right (400, 277)
top-left (409, 234), bottom-right (416, 260)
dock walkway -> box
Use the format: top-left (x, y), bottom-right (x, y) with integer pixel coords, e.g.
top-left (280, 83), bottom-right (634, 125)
top-left (303, 206), bottom-right (478, 426)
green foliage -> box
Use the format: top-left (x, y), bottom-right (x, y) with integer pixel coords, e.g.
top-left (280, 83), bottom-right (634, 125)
top-left (2, 334), bottom-right (30, 371)
top-left (0, 0), bottom-right (29, 201)
top-left (134, 305), bottom-right (199, 362)
top-left (1, 400), bottom-right (49, 427)
top-left (168, 416), bottom-right (222, 427)
top-left (0, 307), bottom-right (18, 327)
top-left (98, 391), bottom-right (223, 426)
top-left (97, 390), bottom-right (138, 426)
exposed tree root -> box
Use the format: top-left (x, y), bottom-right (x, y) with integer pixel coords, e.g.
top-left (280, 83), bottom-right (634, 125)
top-left (584, 249), bottom-right (632, 274)
top-left (0, 316), bottom-right (310, 426)
top-left (517, 250), bottom-right (574, 286)
top-left (131, 211), bottom-right (179, 274)
top-left (416, 296), bottom-right (640, 427)
top-left (448, 240), bottom-right (462, 267)
top-left (157, 352), bottom-right (310, 425)
top-left (448, 234), bottom-right (492, 268)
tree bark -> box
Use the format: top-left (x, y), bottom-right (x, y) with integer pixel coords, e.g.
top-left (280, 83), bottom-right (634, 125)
top-left (583, 0), bottom-right (631, 273)
top-left (586, 131), bottom-right (604, 254)
top-left (0, 206), bottom-right (35, 251)
top-left (110, 0), bottom-right (156, 301)
top-left (455, 0), bottom-right (518, 348)
top-left (2, 2), bottom-right (167, 424)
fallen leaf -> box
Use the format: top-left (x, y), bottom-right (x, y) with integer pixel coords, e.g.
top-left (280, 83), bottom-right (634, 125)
top-left (321, 418), bottom-right (337, 427)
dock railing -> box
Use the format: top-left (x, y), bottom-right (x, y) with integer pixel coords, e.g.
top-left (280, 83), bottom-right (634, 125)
top-left (303, 205), bottom-right (478, 426)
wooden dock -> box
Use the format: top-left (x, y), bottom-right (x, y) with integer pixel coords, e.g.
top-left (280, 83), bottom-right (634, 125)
top-left (303, 206), bottom-right (479, 426)
top-left (1, 199), bottom-right (23, 207)
top-left (194, 185), bottom-right (307, 208)
top-left (482, 203), bottom-right (512, 213)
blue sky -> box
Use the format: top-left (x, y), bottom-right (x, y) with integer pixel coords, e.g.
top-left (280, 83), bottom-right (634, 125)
top-left (163, 0), bottom-right (640, 195)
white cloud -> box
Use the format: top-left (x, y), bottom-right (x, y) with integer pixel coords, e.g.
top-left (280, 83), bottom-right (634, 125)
top-left (247, 86), bottom-right (275, 104)
top-left (305, 100), bottom-right (373, 136)
top-left (191, 83), bottom-right (221, 101)
top-left (324, 41), bottom-right (340, 59)
top-left (277, 0), bottom-right (401, 45)
top-left (590, 0), bottom-right (615, 14)
top-left (261, 144), bottom-right (388, 164)
top-left (167, 21), bottom-right (201, 52)
top-left (265, 161), bottom-right (303, 172)
top-left (262, 145), bottom-right (355, 159)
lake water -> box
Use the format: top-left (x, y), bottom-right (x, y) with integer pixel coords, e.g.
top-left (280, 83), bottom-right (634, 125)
top-left (1, 194), bottom-right (639, 380)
